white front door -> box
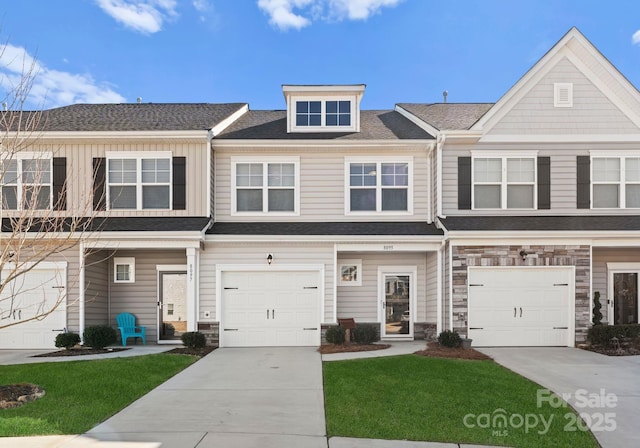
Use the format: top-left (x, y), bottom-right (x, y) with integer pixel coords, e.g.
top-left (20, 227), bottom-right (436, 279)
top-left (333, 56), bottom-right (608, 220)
top-left (221, 270), bottom-right (321, 347)
top-left (468, 267), bottom-right (574, 347)
top-left (0, 263), bottom-right (67, 349)
top-left (379, 267), bottom-right (416, 339)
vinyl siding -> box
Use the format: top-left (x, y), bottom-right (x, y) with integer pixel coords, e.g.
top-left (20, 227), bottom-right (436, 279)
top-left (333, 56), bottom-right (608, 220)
top-left (488, 57), bottom-right (640, 135)
top-left (84, 250), bottom-right (109, 327)
top-left (442, 142), bottom-right (640, 216)
top-left (199, 242), bottom-right (335, 323)
top-left (426, 251), bottom-right (437, 323)
top-left (336, 252), bottom-right (428, 323)
top-left (592, 248), bottom-right (640, 324)
top-left (2, 140), bottom-right (209, 218)
top-left (213, 145), bottom-right (429, 222)
top-left (108, 250), bottom-right (187, 342)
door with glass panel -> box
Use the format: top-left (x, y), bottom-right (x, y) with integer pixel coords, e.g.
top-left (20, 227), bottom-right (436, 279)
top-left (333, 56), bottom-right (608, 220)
top-left (612, 273), bottom-right (639, 325)
top-left (382, 272), bottom-right (412, 337)
top-left (158, 271), bottom-right (187, 341)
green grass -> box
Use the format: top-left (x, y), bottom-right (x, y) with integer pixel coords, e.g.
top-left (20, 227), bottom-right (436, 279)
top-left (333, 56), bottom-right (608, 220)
top-left (0, 353), bottom-right (197, 436)
top-left (323, 355), bottom-right (599, 448)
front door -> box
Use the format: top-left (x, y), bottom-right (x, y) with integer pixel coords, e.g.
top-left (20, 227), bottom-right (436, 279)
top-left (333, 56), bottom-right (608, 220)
top-left (382, 272), bottom-right (412, 337)
top-left (613, 273), bottom-right (639, 325)
top-left (159, 271), bottom-right (187, 341)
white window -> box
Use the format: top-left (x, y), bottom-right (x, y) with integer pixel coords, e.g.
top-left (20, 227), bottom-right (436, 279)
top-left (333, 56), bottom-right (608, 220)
top-left (292, 98), bottom-right (355, 131)
top-left (114, 257), bottom-right (135, 283)
top-left (473, 156), bottom-right (536, 209)
top-left (106, 152), bottom-right (171, 210)
top-left (592, 156), bottom-right (640, 208)
top-left (232, 158), bottom-right (300, 215)
top-left (1, 154), bottom-right (52, 210)
top-left (346, 159), bottom-right (412, 214)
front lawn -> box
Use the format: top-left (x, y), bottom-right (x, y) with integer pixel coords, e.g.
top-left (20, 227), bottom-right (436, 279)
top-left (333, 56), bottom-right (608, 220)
top-left (323, 355), bottom-right (598, 448)
top-left (0, 353), bottom-right (197, 436)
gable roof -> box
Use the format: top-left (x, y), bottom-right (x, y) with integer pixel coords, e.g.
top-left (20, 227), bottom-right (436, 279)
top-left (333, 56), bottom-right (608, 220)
top-left (396, 103), bottom-right (494, 131)
top-left (1, 103), bottom-right (248, 132)
top-left (471, 27), bottom-right (640, 132)
top-left (215, 109), bottom-right (435, 140)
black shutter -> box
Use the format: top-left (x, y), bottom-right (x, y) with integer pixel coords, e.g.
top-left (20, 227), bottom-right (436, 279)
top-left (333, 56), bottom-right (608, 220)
top-left (172, 157), bottom-right (186, 210)
top-left (92, 158), bottom-right (106, 211)
top-left (537, 157), bottom-right (550, 210)
top-left (458, 157), bottom-right (472, 210)
top-left (52, 157), bottom-right (67, 210)
top-left (577, 156), bottom-right (590, 209)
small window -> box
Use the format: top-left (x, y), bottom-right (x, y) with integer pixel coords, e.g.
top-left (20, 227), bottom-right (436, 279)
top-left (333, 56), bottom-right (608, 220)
top-left (296, 101), bottom-right (321, 126)
top-left (292, 98), bottom-right (354, 131)
top-left (167, 304), bottom-right (174, 316)
top-left (233, 158), bottom-right (299, 214)
top-left (1, 156), bottom-right (52, 210)
top-left (107, 154), bottom-right (171, 210)
top-left (554, 83), bottom-right (573, 107)
top-left (592, 156), bottom-right (640, 208)
top-left (346, 159), bottom-right (412, 214)
top-left (114, 257), bottom-right (135, 283)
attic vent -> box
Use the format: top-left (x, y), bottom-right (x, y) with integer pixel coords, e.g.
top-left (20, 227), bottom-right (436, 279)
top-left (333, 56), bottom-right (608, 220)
top-left (554, 83), bottom-right (573, 108)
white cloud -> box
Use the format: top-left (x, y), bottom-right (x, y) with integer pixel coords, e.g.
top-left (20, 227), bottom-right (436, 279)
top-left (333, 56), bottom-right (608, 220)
top-left (633, 30), bottom-right (640, 45)
top-left (257, 0), bottom-right (401, 30)
top-left (192, 0), bottom-right (209, 12)
top-left (0, 44), bottom-right (125, 108)
top-left (95, 0), bottom-right (178, 34)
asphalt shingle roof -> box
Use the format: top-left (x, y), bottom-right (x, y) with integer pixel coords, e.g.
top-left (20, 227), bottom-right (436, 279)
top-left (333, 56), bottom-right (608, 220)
top-left (216, 110), bottom-right (435, 140)
top-left (207, 221), bottom-right (443, 236)
top-left (397, 103), bottom-right (494, 131)
top-left (440, 215), bottom-right (640, 232)
top-left (1, 103), bottom-right (247, 132)
top-left (2, 217), bottom-right (211, 233)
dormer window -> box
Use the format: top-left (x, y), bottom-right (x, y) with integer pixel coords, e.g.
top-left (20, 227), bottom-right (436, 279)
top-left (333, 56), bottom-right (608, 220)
top-left (284, 85), bottom-right (365, 133)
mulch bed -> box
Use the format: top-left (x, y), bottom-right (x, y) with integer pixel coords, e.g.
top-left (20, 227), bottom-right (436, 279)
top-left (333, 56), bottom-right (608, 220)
top-left (33, 347), bottom-right (131, 357)
top-left (319, 343), bottom-right (391, 354)
top-left (0, 383), bottom-right (45, 409)
top-left (165, 346), bottom-right (217, 356)
top-left (582, 345), bottom-right (640, 356)
top-left (414, 342), bottom-right (492, 360)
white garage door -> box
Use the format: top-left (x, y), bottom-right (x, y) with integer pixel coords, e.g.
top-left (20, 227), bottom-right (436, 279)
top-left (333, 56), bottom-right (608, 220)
top-left (221, 270), bottom-right (320, 347)
top-left (468, 267), bottom-right (573, 347)
top-left (0, 263), bottom-right (67, 349)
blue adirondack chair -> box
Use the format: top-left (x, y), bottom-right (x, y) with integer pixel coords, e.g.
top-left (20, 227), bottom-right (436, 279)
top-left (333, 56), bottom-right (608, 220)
top-left (116, 312), bottom-right (146, 346)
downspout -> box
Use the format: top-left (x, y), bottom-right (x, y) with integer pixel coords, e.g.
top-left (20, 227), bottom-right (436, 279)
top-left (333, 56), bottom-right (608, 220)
top-left (78, 241), bottom-right (85, 342)
top-left (436, 239), bottom-right (444, 334)
top-left (437, 133), bottom-right (446, 219)
top-left (207, 130), bottom-right (214, 221)
top-left (426, 142), bottom-right (435, 224)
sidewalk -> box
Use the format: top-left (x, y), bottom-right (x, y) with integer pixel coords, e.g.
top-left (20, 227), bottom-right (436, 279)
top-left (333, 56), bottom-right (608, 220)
top-left (0, 346), bottom-right (173, 365)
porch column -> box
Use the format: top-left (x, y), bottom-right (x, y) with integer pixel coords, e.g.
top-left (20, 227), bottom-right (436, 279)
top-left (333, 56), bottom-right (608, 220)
top-left (78, 241), bottom-right (86, 341)
top-left (186, 247), bottom-right (198, 332)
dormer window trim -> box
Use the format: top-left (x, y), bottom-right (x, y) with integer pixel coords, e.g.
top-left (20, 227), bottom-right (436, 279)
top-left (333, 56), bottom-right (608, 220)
top-left (283, 84), bottom-right (365, 134)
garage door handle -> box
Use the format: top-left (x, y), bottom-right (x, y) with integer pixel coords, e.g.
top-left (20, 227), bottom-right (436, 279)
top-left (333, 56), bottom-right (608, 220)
top-left (51, 285), bottom-right (65, 289)
top-left (304, 286), bottom-right (318, 289)
top-left (553, 327), bottom-right (568, 329)
top-left (224, 328), bottom-right (239, 331)
top-left (520, 307), bottom-right (522, 318)
top-left (469, 284), bottom-right (484, 287)
top-left (514, 307), bottom-right (516, 318)
top-left (272, 309), bottom-right (275, 319)
top-left (469, 327), bottom-right (483, 330)
top-left (303, 327), bottom-right (317, 331)
top-left (224, 287), bottom-right (238, 290)
top-left (554, 283), bottom-right (568, 286)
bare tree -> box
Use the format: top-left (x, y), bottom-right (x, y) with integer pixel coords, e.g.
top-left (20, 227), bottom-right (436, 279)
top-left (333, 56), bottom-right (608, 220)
top-left (0, 45), bottom-right (104, 331)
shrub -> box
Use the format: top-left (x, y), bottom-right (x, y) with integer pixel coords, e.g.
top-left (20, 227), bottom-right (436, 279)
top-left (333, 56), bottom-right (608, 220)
top-left (352, 324), bottom-right (379, 345)
top-left (592, 291), bottom-right (603, 326)
top-left (438, 330), bottom-right (462, 348)
top-left (181, 331), bottom-right (207, 348)
top-left (587, 324), bottom-right (640, 345)
top-left (83, 325), bottom-right (117, 349)
top-left (55, 332), bottom-right (80, 350)
top-left (325, 326), bottom-right (346, 345)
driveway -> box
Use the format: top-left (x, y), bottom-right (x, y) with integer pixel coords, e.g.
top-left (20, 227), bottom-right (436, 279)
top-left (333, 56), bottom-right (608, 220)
top-left (77, 347), bottom-right (327, 448)
top-left (479, 347), bottom-right (640, 448)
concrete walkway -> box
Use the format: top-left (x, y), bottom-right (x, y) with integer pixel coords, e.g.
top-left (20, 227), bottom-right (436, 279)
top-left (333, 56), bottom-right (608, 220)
top-left (479, 347), bottom-right (640, 448)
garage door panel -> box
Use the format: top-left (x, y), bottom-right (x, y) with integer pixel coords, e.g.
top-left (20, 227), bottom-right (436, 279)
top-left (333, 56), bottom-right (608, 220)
top-left (221, 270), bottom-right (320, 347)
top-left (468, 267), bottom-right (572, 347)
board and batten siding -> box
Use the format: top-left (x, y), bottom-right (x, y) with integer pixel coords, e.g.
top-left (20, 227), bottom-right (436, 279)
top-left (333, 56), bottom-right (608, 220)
top-left (108, 250), bottom-right (187, 342)
top-left (199, 242), bottom-right (335, 323)
top-left (2, 141), bottom-right (209, 218)
top-left (337, 252), bottom-right (428, 323)
top-left (84, 250), bottom-right (109, 327)
top-left (592, 248), bottom-right (640, 324)
top-left (213, 146), bottom-right (430, 222)
top-left (487, 57), bottom-right (640, 135)
top-left (442, 142), bottom-right (640, 216)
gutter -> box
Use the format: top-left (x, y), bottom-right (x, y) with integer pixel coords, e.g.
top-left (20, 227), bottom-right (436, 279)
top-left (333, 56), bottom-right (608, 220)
top-left (436, 133), bottom-right (446, 219)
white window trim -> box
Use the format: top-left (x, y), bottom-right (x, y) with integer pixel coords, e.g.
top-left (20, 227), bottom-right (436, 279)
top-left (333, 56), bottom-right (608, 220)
top-left (114, 257), bottom-right (135, 283)
top-left (344, 156), bottom-right (414, 215)
top-left (231, 156), bottom-right (300, 216)
top-left (338, 259), bottom-right (362, 287)
top-left (1, 152), bottom-right (53, 211)
top-left (470, 152), bottom-right (538, 210)
top-left (590, 154), bottom-right (640, 209)
top-left (554, 82), bottom-right (573, 108)
top-left (289, 96), bottom-right (357, 133)
top-left (105, 151), bottom-right (172, 211)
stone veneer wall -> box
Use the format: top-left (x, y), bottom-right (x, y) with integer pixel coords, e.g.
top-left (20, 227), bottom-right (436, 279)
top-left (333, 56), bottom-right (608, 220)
top-left (198, 322), bottom-right (219, 346)
top-left (451, 245), bottom-right (591, 344)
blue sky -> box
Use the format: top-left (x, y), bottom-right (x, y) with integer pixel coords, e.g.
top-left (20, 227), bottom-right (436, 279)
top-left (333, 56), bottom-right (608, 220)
top-left (1, 0), bottom-right (639, 111)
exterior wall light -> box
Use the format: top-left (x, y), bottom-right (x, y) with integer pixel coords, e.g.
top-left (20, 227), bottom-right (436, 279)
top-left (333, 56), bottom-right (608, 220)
top-left (267, 253), bottom-right (273, 265)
